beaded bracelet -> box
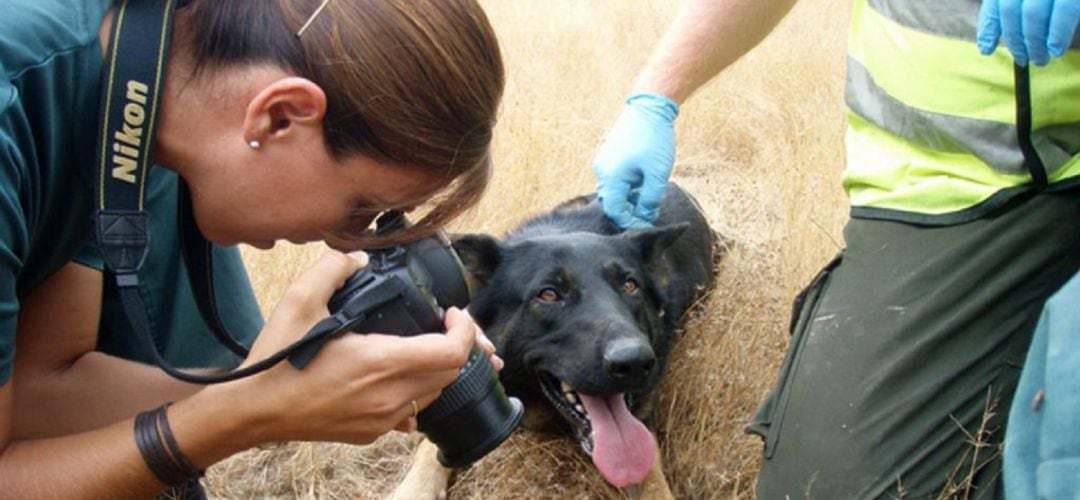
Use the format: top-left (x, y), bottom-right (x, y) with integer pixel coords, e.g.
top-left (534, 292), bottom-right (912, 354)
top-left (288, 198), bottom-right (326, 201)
top-left (134, 403), bottom-right (204, 487)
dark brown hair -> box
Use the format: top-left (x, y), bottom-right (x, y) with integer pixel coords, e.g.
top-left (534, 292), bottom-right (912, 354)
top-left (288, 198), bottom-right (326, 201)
top-left (185, 0), bottom-right (503, 245)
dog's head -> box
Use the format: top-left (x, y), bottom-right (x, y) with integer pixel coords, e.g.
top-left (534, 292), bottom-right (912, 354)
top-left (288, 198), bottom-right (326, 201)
top-left (453, 222), bottom-right (688, 487)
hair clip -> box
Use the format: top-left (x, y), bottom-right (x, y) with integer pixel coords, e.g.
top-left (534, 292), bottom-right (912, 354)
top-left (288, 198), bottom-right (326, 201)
top-left (296, 0), bottom-right (331, 38)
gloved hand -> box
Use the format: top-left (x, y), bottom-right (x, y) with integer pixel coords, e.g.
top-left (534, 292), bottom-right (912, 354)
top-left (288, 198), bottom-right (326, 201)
top-left (977, 0), bottom-right (1080, 67)
top-left (593, 92), bottom-right (680, 229)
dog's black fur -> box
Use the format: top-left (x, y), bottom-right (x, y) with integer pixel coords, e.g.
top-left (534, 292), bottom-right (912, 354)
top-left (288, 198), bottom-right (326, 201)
top-left (452, 183), bottom-right (720, 484)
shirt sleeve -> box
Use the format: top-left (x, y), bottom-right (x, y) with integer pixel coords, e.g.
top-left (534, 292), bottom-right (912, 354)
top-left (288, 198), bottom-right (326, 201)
top-left (0, 89), bottom-right (29, 384)
top-left (72, 234), bottom-right (105, 270)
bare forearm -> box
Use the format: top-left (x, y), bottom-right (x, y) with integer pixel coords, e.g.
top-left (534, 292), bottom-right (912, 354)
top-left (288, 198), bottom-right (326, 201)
top-left (2, 418), bottom-right (171, 498)
top-left (1, 387), bottom-right (257, 498)
top-left (13, 351), bottom-right (210, 439)
top-left (634, 0), bottom-right (800, 104)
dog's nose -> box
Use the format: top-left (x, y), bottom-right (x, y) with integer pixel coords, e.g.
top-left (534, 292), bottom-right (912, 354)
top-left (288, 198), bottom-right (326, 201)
top-left (603, 338), bottom-right (656, 383)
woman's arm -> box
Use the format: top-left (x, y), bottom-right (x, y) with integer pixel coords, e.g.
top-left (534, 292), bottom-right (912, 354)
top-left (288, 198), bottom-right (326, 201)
top-left (1, 250), bottom-right (475, 496)
top-left (13, 262), bottom-right (206, 438)
top-left (1, 262), bottom-right (254, 497)
top-left (0, 381), bottom-right (211, 498)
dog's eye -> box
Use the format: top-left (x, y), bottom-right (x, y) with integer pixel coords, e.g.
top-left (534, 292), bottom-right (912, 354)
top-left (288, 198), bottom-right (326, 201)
top-left (537, 288), bottom-right (561, 303)
top-left (623, 278), bottom-right (639, 294)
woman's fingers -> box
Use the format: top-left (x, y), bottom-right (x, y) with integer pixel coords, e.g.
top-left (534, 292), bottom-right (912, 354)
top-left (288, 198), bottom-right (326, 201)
top-left (391, 390), bottom-right (442, 433)
top-left (339, 306), bottom-right (477, 373)
top-left (458, 308), bottom-right (505, 371)
top-left (280, 250), bottom-right (368, 312)
top-left (247, 250), bottom-right (368, 359)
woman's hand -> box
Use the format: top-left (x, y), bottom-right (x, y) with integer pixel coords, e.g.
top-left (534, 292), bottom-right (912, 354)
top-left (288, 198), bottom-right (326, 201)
top-left (467, 310), bottom-right (504, 373)
top-left (216, 249), bottom-right (476, 446)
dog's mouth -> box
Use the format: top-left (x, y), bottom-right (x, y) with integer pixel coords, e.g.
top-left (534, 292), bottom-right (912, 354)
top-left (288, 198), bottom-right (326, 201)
top-left (537, 372), bottom-right (655, 487)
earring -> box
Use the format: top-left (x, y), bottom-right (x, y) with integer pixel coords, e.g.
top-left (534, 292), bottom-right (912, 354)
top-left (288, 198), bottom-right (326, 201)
top-left (248, 140), bottom-right (261, 150)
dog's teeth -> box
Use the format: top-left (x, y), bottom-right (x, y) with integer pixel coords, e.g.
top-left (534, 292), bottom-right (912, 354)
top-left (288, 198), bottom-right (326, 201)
top-left (560, 381), bottom-right (573, 393)
top-left (575, 403), bottom-right (585, 415)
top-left (564, 391), bottom-right (578, 404)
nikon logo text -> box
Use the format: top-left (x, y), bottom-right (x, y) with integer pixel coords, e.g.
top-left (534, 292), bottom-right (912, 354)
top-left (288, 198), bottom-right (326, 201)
top-left (111, 80), bottom-right (148, 183)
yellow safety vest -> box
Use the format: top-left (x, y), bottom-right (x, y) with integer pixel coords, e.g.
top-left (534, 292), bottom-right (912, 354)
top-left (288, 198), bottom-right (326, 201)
top-left (845, 0), bottom-right (1080, 224)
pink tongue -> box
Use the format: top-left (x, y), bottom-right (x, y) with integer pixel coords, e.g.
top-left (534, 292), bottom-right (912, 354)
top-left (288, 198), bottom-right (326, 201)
top-left (579, 394), bottom-right (656, 487)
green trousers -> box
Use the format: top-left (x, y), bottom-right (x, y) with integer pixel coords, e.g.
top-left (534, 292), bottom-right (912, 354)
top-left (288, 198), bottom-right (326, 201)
top-left (749, 189), bottom-right (1080, 499)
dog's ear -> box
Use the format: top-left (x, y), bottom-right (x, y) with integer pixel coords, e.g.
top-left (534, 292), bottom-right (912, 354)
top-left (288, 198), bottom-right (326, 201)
top-left (451, 233), bottom-right (502, 287)
top-left (622, 222), bottom-right (690, 264)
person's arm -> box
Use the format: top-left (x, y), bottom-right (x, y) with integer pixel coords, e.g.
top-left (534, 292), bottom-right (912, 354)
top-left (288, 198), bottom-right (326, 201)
top-left (12, 262), bottom-right (207, 439)
top-left (0, 382), bottom-right (181, 497)
top-left (1, 259), bottom-right (239, 497)
top-left (633, 0), bottom-right (800, 105)
top-left (594, 0), bottom-right (799, 229)
top-left (0, 250), bottom-right (474, 496)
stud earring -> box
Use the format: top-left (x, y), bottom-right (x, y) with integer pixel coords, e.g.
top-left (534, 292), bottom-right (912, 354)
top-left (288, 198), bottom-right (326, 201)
top-left (248, 140), bottom-right (261, 150)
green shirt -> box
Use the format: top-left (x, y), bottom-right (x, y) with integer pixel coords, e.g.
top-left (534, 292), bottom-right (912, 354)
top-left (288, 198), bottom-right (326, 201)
top-left (1, 0), bottom-right (262, 383)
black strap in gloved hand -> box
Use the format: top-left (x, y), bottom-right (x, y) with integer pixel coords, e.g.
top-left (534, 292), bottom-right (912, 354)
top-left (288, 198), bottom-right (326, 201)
top-left (1013, 63), bottom-right (1048, 188)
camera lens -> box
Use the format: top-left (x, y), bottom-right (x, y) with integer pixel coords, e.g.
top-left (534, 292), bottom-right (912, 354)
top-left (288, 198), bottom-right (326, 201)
top-left (417, 345), bottom-right (524, 468)
top-left (325, 211), bottom-right (524, 467)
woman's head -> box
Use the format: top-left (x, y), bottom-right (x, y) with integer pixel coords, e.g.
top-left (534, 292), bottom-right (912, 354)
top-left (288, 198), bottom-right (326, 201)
top-left (161, 0), bottom-right (503, 248)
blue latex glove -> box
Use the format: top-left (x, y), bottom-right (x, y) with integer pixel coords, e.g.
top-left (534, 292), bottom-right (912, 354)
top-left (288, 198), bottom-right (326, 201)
top-left (593, 92), bottom-right (680, 229)
top-left (977, 0), bottom-right (1080, 67)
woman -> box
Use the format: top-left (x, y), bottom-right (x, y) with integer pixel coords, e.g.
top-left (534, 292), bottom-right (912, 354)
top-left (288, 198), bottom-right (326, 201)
top-left (0, 0), bottom-right (504, 496)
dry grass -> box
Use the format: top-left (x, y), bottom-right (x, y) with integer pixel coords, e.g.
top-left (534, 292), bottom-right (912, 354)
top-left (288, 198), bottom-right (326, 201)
top-left (215, 0), bottom-right (851, 498)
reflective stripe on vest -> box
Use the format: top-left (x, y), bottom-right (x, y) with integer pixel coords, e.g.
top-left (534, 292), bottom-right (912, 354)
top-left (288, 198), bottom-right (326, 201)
top-left (845, 0), bottom-right (1080, 222)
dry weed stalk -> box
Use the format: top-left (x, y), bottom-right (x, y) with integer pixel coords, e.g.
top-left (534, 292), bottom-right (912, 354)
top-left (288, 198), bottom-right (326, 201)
top-left (936, 390), bottom-right (1004, 500)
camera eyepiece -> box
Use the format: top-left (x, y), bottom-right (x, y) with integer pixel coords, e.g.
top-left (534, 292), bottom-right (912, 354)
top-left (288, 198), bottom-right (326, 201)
top-left (327, 211), bottom-right (523, 467)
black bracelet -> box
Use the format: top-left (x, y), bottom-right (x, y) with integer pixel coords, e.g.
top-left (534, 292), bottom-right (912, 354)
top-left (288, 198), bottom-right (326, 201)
top-left (134, 409), bottom-right (180, 486)
top-left (155, 403), bottom-right (203, 479)
top-left (133, 403), bottom-right (203, 487)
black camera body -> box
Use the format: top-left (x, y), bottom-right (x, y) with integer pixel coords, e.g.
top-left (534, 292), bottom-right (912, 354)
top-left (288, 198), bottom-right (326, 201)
top-left (327, 221), bottom-right (469, 337)
top-left (326, 212), bottom-right (523, 468)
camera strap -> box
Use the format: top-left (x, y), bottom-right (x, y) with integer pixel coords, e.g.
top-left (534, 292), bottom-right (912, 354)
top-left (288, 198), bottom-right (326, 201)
top-left (96, 0), bottom-right (238, 383)
top-left (94, 0), bottom-right (174, 277)
top-left (177, 183), bottom-right (252, 357)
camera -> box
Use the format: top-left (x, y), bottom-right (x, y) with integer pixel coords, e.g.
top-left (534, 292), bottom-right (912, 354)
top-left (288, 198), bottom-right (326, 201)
top-left (326, 211), bottom-right (524, 467)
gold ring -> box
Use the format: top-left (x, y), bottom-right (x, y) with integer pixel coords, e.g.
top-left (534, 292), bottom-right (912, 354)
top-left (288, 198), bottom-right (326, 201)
top-left (410, 400), bottom-right (419, 418)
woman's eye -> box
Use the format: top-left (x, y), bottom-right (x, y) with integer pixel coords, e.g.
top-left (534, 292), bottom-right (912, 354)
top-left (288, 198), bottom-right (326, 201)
top-left (623, 278), bottom-right (639, 294)
top-left (335, 210), bottom-right (382, 238)
top-left (537, 288), bottom-right (560, 303)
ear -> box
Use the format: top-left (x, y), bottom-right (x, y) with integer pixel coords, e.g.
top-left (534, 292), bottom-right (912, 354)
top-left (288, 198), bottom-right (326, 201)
top-left (243, 77), bottom-right (327, 146)
top-left (451, 233), bottom-right (502, 287)
top-left (622, 222), bottom-right (689, 264)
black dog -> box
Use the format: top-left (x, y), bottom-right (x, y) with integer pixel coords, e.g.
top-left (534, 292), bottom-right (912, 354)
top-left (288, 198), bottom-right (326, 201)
top-left (452, 183), bottom-right (720, 488)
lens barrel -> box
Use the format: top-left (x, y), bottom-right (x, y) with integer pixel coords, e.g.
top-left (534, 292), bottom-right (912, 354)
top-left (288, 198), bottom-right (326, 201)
top-left (417, 345), bottom-right (524, 467)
